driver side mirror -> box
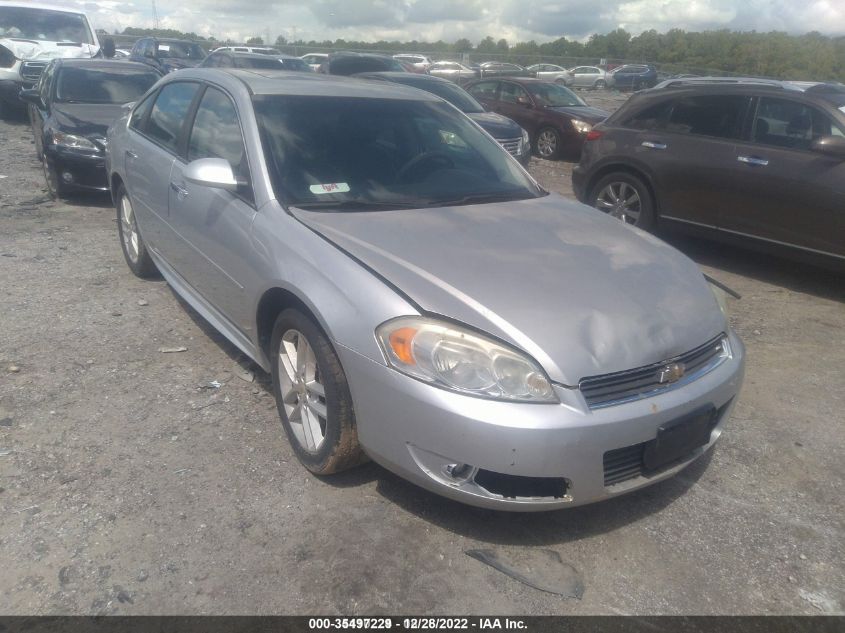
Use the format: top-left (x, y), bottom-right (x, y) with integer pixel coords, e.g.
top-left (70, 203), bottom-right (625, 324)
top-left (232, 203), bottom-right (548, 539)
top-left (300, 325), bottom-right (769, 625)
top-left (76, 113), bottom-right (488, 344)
top-left (101, 37), bottom-right (116, 59)
top-left (19, 88), bottom-right (44, 109)
top-left (811, 135), bottom-right (845, 160)
top-left (183, 158), bottom-right (241, 191)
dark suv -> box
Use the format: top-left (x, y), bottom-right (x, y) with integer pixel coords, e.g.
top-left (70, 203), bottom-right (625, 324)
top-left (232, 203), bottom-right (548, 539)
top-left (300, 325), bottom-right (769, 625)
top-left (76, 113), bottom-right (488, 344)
top-left (610, 65), bottom-right (658, 91)
top-left (572, 78), bottom-right (845, 267)
top-left (129, 37), bottom-right (206, 74)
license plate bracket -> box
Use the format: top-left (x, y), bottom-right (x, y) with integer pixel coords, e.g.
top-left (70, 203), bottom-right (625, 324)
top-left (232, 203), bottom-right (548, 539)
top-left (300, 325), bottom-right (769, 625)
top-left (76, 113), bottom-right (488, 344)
top-left (643, 406), bottom-right (717, 472)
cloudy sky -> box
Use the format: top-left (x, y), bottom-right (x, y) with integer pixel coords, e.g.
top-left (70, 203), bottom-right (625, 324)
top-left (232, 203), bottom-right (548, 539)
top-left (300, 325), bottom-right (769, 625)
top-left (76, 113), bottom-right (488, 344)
top-left (37, 0), bottom-right (845, 43)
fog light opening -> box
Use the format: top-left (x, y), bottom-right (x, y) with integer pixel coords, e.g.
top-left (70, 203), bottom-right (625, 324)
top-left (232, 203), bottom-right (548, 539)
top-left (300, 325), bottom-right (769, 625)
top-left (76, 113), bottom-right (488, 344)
top-left (442, 463), bottom-right (477, 483)
top-left (61, 171), bottom-right (74, 184)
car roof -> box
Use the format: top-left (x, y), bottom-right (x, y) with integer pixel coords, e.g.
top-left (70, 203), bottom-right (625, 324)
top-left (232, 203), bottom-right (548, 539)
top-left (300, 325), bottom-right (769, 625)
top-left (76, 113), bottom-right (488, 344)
top-left (0, 1), bottom-right (84, 13)
top-left (355, 71), bottom-right (451, 85)
top-left (215, 51), bottom-right (300, 61)
top-left (54, 59), bottom-right (158, 72)
top-left (652, 76), bottom-right (844, 92)
top-left (169, 68), bottom-right (445, 101)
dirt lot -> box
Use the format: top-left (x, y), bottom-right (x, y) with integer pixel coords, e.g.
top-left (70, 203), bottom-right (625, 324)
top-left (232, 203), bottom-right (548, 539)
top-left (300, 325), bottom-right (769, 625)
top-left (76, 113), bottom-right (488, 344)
top-left (1, 90), bottom-right (843, 615)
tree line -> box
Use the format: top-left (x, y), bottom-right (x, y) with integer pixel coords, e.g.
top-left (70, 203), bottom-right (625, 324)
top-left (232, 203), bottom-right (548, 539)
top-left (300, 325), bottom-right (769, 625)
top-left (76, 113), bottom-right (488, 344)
top-left (117, 27), bottom-right (845, 82)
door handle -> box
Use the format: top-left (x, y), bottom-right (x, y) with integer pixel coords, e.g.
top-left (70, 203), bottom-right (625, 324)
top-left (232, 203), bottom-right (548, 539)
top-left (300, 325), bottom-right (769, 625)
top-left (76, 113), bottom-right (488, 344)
top-left (170, 182), bottom-right (189, 198)
top-left (737, 155), bottom-right (769, 166)
top-left (125, 150), bottom-right (138, 159)
top-left (641, 141), bottom-right (667, 150)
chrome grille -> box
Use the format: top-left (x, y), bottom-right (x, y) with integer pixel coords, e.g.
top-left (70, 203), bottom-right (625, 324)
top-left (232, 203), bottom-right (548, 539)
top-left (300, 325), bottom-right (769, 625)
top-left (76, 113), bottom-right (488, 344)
top-left (580, 335), bottom-right (729, 409)
top-left (21, 61), bottom-right (48, 83)
top-left (498, 137), bottom-right (522, 157)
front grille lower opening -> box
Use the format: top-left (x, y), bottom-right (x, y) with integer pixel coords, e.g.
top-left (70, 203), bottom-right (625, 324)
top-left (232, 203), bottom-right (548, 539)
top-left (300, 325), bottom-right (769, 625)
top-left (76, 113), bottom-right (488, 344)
top-left (474, 470), bottom-right (569, 499)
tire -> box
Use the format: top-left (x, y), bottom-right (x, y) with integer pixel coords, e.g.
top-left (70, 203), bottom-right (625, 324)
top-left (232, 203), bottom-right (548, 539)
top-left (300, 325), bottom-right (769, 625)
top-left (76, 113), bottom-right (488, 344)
top-left (42, 158), bottom-right (67, 199)
top-left (115, 183), bottom-right (158, 278)
top-left (270, 309), bottom-right (366, 475)
top-left (595, 79), bottom-right (606, 89)
top-left (589, 172), bottom-right (656, 230)
top-left (535, 127), bottom-right (561, 160)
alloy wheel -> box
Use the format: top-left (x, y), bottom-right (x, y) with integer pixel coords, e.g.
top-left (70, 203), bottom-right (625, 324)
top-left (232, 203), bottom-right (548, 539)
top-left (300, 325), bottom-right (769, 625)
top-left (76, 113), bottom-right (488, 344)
top-left (119, 195), bottom-right (140, 263)
top-left (537, 129), bottom-right (558, 158)
top-left (595, 181), bottom-right (642, 225)
top-left (278, 329), bottom-right (328, 453)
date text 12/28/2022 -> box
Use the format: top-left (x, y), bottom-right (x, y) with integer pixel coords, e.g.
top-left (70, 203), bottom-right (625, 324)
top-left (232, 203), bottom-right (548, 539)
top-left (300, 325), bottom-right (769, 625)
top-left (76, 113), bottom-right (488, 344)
top-left (308, 618), bottom-right (528, 630)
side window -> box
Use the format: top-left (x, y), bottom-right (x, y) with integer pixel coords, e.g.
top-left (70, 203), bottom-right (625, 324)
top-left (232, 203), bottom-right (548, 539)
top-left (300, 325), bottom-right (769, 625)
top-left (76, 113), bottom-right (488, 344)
top-left (468, 81), bottom-right (499, 100)
top-left (665, 95), bottom-right (747, 139)
top-left (499, 82), bottom-right (528, 104)
top-left (624, 100), bottom-right (673, 130)
top-left (188, 87), bottom-right (252, 200)
top-left (146, 82), bottom-right (199, 153)
top-left (753, 97), bottom-right (844, 149)
top-left (129, 92), bottom-right (156, 132)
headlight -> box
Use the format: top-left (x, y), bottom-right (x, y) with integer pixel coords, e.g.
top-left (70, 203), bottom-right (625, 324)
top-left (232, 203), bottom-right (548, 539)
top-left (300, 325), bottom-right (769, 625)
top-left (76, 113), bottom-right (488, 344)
top-left (571, 119), bottom-right (593, 134)
top-left (376, 317), bottom-right (558, 403)
top-left (52, 132), bottom-right (100, 152)
top-left (520, 127), bottom-right (530, 151)
top-left (708, 281), bottom-right (729, 317)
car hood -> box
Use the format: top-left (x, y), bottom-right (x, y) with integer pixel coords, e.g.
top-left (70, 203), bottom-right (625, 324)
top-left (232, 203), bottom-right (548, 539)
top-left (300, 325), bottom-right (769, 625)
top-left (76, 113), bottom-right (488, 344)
top-left (291, 194), bottom-right (726, 385)
top-left (161, 58), bottom-right (202, 70)
top-left (52, 103), bottom-right (125, 138)
top-left (545, 105), bottom-right (609, 123)
top-left (467, 112), bottom-right (522, 139)
top-left (0, 38), bottom-right (98, 61)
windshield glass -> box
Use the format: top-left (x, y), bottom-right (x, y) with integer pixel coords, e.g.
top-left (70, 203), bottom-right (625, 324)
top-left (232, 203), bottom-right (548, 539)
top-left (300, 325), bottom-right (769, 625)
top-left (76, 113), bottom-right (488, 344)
top-left (0, 7), bottom-right (93, 44)
top-left (56, 67), bottom-right (160, 104)
top-left (254, 95), bottom-right (543, 210)
top-left (527, 83), bottom-right (586, 107)
top-left (391, 79), bottom-right (484, 113)
top-left (279, 58), bottom-right (310, 71)
top-left (157, 41), bottom-right (205, 60)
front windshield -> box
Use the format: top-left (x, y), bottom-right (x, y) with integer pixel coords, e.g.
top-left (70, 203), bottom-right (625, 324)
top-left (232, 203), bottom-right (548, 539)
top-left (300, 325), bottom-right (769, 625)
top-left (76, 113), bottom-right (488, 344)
top-left (393, 79), bottom-right (484, 113)
top-left (527, 82), bottom-right (586, 107)
top-left (157, 41), bottom-right (205, 60)
top-left (56, 67), bottom-right (160, 104)
top-left (0, 7), bottom-right (93, 44)
top-left (254, 95), bottom-right (543, 210)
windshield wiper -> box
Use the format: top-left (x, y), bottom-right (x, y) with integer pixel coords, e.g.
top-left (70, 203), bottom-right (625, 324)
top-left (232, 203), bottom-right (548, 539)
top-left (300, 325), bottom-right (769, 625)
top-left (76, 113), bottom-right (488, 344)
top-left (430, 192), bottom-right (532, 207)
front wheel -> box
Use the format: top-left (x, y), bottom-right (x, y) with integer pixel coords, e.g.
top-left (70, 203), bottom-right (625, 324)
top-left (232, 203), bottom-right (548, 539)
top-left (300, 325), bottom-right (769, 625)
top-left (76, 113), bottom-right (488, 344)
top-left (42, 159), bottom-right (67, 199)
top-left (589, 172), bottom-right (655, 230)
top-left (271, 309), bottom-right (366, 475)
top-left (595, 79), bottom-right (606, 89)
top-left (535, 127), bottom-right (561, 160)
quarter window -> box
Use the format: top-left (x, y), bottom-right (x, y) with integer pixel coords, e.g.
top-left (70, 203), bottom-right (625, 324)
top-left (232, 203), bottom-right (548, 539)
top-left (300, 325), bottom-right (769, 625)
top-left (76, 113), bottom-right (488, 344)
top-left (146, 82), bottom-right (199, 153)
top-left (129, 92), bottom-right (155, 132)
top-left (665, 95), bottom-right (746, 139)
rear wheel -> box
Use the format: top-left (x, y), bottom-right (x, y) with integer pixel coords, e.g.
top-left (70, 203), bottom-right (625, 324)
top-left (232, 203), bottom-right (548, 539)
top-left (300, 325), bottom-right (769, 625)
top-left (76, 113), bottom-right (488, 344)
top-left (595, 79), bottom-right (606, 89)
top-left (116, 184), bottom-right (158, 278)
top-left (535, 127), bottom-right (561, 160)
top-left (271, 309), bottom-right (366, 475)
top-left (589, 172), bottom-right (655, 230)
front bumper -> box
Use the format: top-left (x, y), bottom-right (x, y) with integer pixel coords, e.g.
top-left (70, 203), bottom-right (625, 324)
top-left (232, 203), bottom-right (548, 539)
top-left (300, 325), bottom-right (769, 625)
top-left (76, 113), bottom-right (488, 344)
top-left (0, 78), bottom-right (31, 105)
top-left (45, 146), bottom-right (108, 191)
top-left (338, 330), bottom-right (745, 511)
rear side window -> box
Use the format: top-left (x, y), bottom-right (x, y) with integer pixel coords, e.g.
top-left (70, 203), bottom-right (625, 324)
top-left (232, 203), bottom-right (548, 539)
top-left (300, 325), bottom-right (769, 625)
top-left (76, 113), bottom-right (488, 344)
top-left (753, 97), bottom-right (845, 149)
top-left (146, 82), bottom-right (199, 153)
top-left (624, 100), bottom-right (673, 130)
top-left (665, 95), bottom-right (746, 139)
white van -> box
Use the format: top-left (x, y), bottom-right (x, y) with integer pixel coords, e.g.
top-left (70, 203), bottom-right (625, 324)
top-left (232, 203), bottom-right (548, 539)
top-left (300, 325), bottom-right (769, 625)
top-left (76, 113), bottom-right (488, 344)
top-left (0, 2), bottom-right (102, 114)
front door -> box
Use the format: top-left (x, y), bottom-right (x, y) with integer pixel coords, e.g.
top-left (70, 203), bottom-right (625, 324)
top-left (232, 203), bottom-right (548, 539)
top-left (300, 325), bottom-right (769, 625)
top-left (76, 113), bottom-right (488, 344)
top-left (167, 85), bottom-right (258, 332)
top-left (720, 96), bottom-right (845, 257)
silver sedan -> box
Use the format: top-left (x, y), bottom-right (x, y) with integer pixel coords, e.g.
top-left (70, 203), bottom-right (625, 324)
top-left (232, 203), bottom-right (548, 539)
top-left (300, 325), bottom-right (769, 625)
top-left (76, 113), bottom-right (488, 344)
top-left (566, 65), bottom-right (613, 89)
top-left (107, 68), bottom-right (744, 511)
top-left (428, 60), bottom-right (478, 82)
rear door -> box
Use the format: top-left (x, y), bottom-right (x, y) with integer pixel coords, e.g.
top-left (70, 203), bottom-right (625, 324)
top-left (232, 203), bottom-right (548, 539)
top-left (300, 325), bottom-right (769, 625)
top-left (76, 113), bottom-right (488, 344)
top-left (720, 95), bottom-right (845, 257)
top-left (167, 85), bottom-right (258, 330)
top-left (624, 93), bottom-right (750, 227)
top-left (124, 81), bottom-right (200, 261)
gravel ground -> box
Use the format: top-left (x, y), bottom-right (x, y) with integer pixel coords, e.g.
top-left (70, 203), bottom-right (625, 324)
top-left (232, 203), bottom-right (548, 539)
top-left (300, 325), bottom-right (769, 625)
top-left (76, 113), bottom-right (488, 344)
top-left (0, 90), bottom-right (843, 615)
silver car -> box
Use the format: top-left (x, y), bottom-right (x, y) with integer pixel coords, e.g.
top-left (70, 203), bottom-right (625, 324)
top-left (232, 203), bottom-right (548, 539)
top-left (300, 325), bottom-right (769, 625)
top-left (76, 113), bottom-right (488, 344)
top-left (107, 68), bottom-right (744, 511)
top-left (428, 60), bottom-right (477, 82)
top-left (526, 63), bottom-right (572, 83)
top-left (567, 66), bottom-right (613, 89)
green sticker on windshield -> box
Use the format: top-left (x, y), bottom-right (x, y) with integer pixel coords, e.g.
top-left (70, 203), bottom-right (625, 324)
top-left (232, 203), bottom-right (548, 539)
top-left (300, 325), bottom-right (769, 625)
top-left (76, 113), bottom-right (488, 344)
top-left (310, 183), bottom-right (350, 195)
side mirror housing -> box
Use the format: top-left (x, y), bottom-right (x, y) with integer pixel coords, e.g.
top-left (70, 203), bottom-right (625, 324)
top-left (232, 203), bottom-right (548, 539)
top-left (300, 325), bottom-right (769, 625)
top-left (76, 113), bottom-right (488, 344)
top-left (811, 135), bottom-right (845, 160)
top-left (183, 158), bottom-right (239, 191)
top-left (101, 37), bottom-right (116, 58)
top-left (19, 88), bottom-right (43, 108)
